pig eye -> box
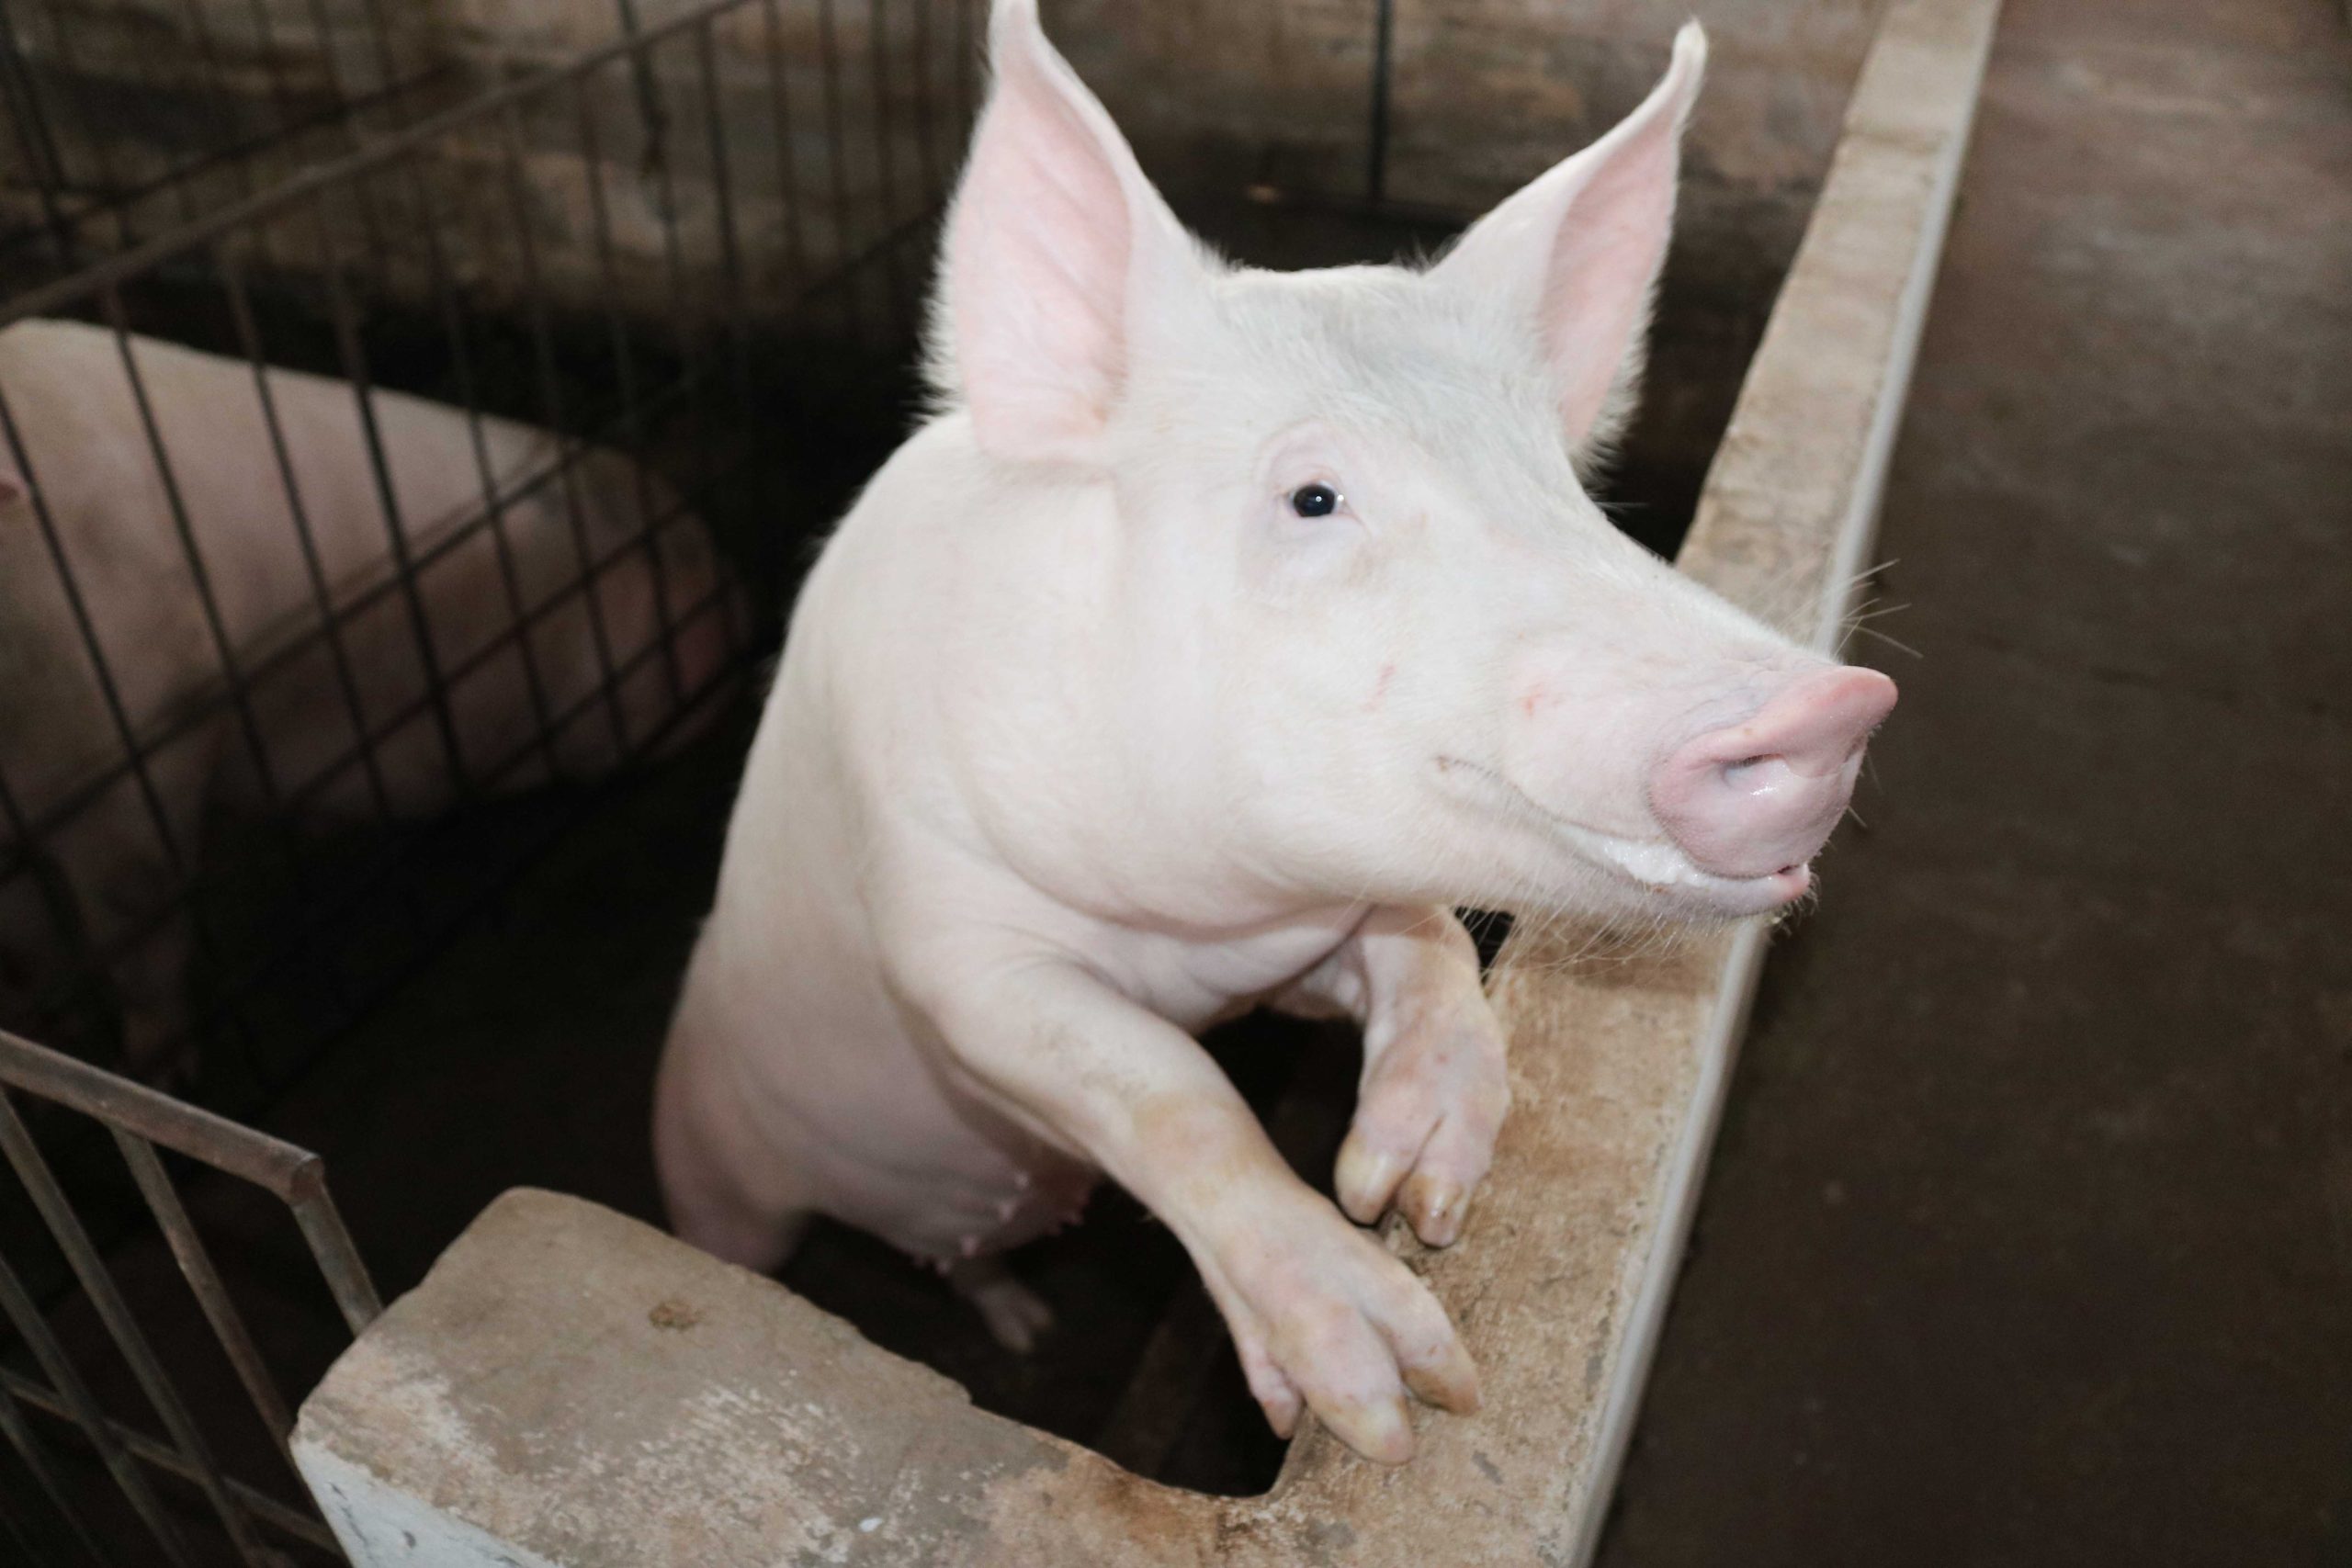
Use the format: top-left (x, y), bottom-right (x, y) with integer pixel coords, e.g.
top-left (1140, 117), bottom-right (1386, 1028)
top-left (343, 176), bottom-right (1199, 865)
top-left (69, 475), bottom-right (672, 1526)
top-left (1287, 483), bottom-right (1342, 518)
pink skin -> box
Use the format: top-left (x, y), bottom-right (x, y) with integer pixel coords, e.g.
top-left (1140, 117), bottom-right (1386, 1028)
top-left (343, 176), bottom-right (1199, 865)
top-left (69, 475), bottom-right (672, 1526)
top-left (659, 2), bottom-right (1894, 1469)
top-left (1649, 667), bottom-right (1898, 881)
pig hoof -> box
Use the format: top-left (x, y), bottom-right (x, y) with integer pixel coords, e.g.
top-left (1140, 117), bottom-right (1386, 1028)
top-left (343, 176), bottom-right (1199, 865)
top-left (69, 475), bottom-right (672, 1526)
top-left (952, 1258), bottom-right (1055, 1353)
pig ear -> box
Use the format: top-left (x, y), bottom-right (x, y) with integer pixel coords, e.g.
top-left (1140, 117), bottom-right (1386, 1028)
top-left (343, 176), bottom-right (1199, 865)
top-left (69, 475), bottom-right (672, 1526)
top-left (930, 0), bottom-right (1208, 464)
top-left (1430, 24), bottom-right (1705, 468)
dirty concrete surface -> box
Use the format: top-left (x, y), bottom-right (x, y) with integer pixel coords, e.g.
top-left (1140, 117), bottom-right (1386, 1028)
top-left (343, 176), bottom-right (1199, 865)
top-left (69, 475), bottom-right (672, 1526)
top-left (1596, 1), bottom-right (2352, 1562)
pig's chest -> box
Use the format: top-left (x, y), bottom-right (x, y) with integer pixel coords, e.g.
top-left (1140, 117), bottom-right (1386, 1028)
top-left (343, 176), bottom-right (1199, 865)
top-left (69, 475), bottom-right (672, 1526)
top-left (1071, 909), bottom-right (1364, 1033)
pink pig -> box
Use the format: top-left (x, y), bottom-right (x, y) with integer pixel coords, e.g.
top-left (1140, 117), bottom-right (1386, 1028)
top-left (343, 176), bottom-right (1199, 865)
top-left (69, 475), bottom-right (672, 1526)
top-left (655, 0), bottom-right (1893, 1463)
top-left (0, 317), bottom-right (741, 1071)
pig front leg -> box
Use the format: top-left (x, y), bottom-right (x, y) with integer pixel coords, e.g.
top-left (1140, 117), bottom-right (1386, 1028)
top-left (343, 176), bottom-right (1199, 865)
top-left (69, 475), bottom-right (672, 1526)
top-left (1277, 907), bottom-right (1511, 1248)
top-left (904, 946), bottom-right (1478, 1463)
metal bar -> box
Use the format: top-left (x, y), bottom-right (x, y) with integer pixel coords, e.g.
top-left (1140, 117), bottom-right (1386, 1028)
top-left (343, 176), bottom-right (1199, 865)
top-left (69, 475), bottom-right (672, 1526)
top-left (0, 0), bottom-right (758, 333)
top-left (408, 156), bottom-right (567, 784)
top-left (0, 0), bottom-right (71, 263)
top-left (0, 62), bottom-right (451, 268)
top-left (0, 1373), bottom-right (107, 1564)
top-left (908, 0), bottom-right (939, 200)
top-left (0, 1090), bottom-right (276, 1565)
top-left (216, 242), bottom-right (401, 831)
top-left (28, 0), bottom-right (130, 251)
top-left (955, 0), bottom-right (975, 136)
top-left (97, 290), bottom-right (297, 824)
top-left (0, 1238), bottom-right (196, 1565)
top-left (173, 0), bottom-right (243, 174)
top-left (613, 0), bottom-right (670, 176)
top-left (508, 93), bottom-right (631, 756)
top-left (288, 1180), bottom-right (382, 1336)
top-left (314, 190), bottom-right (476, 803)
top-left (813, 0), bottom-right (869, 344)
top-left (865, 0), bottom-right (910, 318)
top-left (621, 45), bottom-right (693, 710)
top-left (0, 384), bottom-right (196, 880)
top-left (1366, 0), bottom-right (1395, 204)
top-left (111, 1131), bottom-right (299, 1463)
top-left (0, 1368), bottom-right (341, 1554)
top-left (0, 1027), bottom-right (313, 1198)
top-left (760, 0), bottom-right (812, 294)
top-left (695, 13), bottom-right (751, 389)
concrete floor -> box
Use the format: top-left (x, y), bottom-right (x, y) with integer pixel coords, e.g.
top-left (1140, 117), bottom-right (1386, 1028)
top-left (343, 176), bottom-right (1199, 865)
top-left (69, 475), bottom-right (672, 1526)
top-left (1597, 1), bottom-right (2352, 1562)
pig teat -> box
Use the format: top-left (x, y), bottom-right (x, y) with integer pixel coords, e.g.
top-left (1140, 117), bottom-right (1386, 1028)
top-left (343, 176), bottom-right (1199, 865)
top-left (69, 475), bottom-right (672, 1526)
top-left (1648, 666), bottom-right (1896, 881)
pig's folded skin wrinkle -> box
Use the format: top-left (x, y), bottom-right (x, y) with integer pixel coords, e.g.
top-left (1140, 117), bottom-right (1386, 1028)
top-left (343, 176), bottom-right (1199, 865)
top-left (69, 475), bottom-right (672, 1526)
top-left (654, 0), bottom-right (1892, 1467)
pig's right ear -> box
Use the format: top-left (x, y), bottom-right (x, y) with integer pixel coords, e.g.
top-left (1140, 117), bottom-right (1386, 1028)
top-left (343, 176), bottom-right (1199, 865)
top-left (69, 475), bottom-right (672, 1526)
top-left (1430, 25), bottom-right (1706, 470)
top-left (930, 0), bottom-right (1209, 464)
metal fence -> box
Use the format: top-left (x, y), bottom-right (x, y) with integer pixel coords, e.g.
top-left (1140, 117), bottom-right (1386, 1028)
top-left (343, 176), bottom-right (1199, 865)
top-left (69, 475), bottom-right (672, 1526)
top-left (0, 1024), bottom-right (375, 1562)
top-left (0, 0), bottom-right (450, 275)
top-left (0, 0), bottom-right (969, 1102)
top-left (0, 0), bottom-right (969, 1559)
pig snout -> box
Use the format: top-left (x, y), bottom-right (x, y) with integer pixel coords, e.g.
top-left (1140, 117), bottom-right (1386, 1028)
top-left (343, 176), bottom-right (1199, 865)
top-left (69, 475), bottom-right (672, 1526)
top-left (1649, 666), bottom-right (1896, 880)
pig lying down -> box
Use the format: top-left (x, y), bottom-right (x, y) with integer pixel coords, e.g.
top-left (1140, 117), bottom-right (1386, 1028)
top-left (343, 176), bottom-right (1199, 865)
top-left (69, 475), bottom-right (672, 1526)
top-left (657, 0), bottom-right (1894, 1464)
top-left (0, 318), bottom-right (741, 1073)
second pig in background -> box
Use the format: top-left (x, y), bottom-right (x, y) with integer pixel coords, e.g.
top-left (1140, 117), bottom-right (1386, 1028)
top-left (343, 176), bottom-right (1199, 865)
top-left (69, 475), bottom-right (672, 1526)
top-left (0, 317), bottom-right (745, 1077)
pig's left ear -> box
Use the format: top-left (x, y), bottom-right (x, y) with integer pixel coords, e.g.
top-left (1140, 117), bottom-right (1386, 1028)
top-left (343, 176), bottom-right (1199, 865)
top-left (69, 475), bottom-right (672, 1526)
top-left (1430, 24), bottom-right (1705, 468)
top-left (930, 0), bottom-right (1211, 465)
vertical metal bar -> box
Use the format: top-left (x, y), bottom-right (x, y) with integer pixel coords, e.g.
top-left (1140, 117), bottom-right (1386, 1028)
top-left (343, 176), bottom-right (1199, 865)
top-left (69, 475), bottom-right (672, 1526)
top-left (0, 0), bottom-right (71, 263)
top-left (814, 0), bottom-right (869, 344)
top-left (1366, 0), bottom-right (1396, 204)
top-left (173, 0), bottom-right (244, 172)
top-left (760, 0), bottom-right (812, 297)
top-left (404, 160), bottom-right (567, 783)
top-left (0, 386), bottom-right (195, 879)
top-left (512, 92), bottom-right (631, 754)
top-left (619, 45), bottom-right (693, 710)
top-left (612, 0), bottom-right (670, 178)
top-left (215, 243), bottom-right (401, 831)
top-left (242, 0), bottom-right (297, 130)
top-left (0, 1240), bottom-right (197, 1566)
top-left (312, 187), bottom-right (476, 801)
top-left (356, 0), bottom-right (402, 96)
top-left (907, 0), bottom-right (939, 204)
top-left (0, 1377), bottom-right (107, 1564)
top-left (112, 1131), bottom-right (299, 1465)
top-left (954, 0), bottom-right (975, 141)
top-left (0, 1091), bottom-right (276, 1566)
top-left (97, 290), bottom-right (298, 823)
top-left (306, 0), bottom-right (393, 279)
top-left (865, 0), bottom-right (910, 320)
top-left (695, 14), bottom-right (750, 389)
top-left (0, 763), bottom-right (103, 1044)
top-left (28, 0), bottom-right (130, 248)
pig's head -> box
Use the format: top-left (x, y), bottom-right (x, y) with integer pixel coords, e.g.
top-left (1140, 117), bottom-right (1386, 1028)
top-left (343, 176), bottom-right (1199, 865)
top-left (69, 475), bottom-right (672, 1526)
top-left (933, 1), bottom-right (1894, 923)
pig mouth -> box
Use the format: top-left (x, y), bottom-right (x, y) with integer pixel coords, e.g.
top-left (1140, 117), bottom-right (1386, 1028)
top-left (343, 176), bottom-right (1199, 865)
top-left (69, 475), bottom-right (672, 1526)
top-left (1434, 756), bottom-right (1809, 916)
